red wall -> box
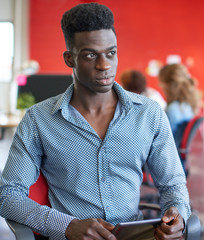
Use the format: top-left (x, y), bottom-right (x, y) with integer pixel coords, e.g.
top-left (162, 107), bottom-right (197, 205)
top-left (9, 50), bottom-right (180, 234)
top-left (29, 0), bottom-right (204, 93)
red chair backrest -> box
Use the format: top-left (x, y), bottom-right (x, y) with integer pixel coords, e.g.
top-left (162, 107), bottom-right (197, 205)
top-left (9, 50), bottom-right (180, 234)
top-left (28, 172), bottom-right (51, 207)
top-left (142, 162), bottom-right (154, 187)
top-left (28, 172), bottom-right (51, 236)
top-left (143, 171), bottom-right (154, 185)
top-left (180, 114), bottom-right (204, 160)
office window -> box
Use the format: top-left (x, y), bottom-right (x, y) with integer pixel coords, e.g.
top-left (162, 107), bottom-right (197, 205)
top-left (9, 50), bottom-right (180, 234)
top-left (0, 22), bottom-right (14, 82)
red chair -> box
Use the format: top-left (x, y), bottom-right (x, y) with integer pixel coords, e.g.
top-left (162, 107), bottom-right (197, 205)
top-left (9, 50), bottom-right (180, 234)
top-left (179, 114), bottom-right (204, 175)
top-left (29, 173), bottom-right (50, 240)
top-left (179, 114), bottom-right (204, 160)
top-left (6, 172), bottom-right (202, 239)
top-left (28, 172), bottom-right (50, 207)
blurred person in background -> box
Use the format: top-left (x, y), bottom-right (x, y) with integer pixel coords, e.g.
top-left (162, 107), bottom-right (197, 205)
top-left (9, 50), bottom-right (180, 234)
top-left (120, 69), bottom-right (166, 109)
top-left (158, 63), bottom-right (200, 176)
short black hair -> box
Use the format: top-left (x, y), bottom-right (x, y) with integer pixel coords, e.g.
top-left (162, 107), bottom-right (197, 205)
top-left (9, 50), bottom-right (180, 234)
top-left (61, 3), bottom-right (115, 50)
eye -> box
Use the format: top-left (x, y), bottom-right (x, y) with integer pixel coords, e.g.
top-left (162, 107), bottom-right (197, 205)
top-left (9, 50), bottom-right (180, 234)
top-left (107, 50), bottom-right (117, 57)
top-left (85, 53), bottom-right (96, 59)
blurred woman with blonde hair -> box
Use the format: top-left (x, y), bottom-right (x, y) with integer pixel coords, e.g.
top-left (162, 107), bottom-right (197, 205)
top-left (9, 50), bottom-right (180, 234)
top-left (159, 63), bottom-right (200, 175)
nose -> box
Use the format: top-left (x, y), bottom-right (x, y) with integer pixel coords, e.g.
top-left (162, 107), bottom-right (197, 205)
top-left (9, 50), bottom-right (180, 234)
top-left (95, 55), bottom-right (111, 71)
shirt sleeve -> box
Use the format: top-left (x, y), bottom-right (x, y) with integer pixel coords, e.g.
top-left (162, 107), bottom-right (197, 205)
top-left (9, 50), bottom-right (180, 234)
top-left (146, 105), bottom-right (191, 223)
top-left (0, 109), bottom-right (75, 240)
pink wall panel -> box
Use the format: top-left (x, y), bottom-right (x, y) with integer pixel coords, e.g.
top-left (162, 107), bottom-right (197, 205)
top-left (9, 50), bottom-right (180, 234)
top-left (29, 0), bottom-right (204, 92)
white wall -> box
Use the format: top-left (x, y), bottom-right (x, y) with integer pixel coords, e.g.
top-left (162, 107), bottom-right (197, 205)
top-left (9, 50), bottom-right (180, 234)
top-left (0, 0), bottom-right (13, 113)
top-left (0, 0), bottom-right (29, 114)
top-left (0, 83), bottom-right (10, 113)
top-left (0, 0), bottom-right (13, 21)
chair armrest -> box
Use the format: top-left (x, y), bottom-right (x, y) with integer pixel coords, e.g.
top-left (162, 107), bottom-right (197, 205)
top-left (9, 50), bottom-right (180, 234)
top-left (185, 213), bottom-right (201, 240)
top-left (139, 203), bottom-right (202, 240)
top-left (139, 202), bottom-right (161, 211)
top-left (6, 219), bottom-right (35, 240)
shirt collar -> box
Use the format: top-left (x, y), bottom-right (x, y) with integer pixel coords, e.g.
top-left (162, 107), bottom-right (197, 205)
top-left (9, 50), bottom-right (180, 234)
top-left (113, 82), bottom-right (143, 112)
top-left (51, 84), bottom-right (74, 115)
top-left (51, 81), bottom-right (143, 115)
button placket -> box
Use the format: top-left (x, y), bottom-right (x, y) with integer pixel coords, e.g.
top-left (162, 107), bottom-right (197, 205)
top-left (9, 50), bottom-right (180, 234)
top-left (97, 143), bottom-right (112, 219)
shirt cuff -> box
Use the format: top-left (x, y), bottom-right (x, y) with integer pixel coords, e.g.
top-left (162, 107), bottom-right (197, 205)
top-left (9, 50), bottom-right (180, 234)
top-left (46, 209), bottom-right (76, 240)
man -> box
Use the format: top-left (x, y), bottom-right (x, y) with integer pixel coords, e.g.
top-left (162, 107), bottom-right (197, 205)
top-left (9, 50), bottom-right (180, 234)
top-left (0, 3), bottom-right (190, 240)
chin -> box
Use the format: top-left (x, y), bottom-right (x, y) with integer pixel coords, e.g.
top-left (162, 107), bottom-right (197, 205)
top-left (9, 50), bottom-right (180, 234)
top-left (96, 83), bottom-right (114, 93)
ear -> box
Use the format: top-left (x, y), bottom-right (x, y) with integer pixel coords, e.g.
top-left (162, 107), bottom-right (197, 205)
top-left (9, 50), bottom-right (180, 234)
top-left (63, 51), bottom-right (74, 68)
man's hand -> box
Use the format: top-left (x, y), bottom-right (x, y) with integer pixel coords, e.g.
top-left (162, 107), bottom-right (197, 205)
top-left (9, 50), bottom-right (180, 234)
top-left (65, 218), bottom-right (117, 240)
top-left (154, 207), bottom-right (184, 239)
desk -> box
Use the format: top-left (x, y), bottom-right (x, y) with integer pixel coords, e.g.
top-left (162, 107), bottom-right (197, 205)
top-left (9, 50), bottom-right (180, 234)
top-left (0, 114), bottom-right (22, 139)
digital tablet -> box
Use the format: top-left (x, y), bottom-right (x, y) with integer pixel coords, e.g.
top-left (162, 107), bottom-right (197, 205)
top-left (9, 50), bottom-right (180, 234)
top-left (112, 218), bottom-right (161, 240)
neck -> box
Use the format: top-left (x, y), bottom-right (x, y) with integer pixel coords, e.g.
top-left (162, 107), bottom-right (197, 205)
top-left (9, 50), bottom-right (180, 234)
top-left (70, 87), bottom-right (118, 114)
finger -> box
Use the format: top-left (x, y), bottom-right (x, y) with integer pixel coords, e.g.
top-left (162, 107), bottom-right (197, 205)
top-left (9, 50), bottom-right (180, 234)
top-left (154, 217), bottom-right (184, 239)
top-left (95, 221), bottom-right (117, 240)
top-left (85, 228), bottom-right (111, 240)
top-left (84, 220), bottom-right (115, 240)
top-left (65, 218), bottom-right (116, 240)
top-left (97, 218), bottom-right (115, 231)
top-left (158, 220), bottom-right (183, 235)
top-left (162, 207), bottom-right (184, 231)
top-left (162, 207), bottom-right (179, 224)
top-left (154, 225), bottom-right (183, 239)
top-left (77, 219), bottom-right (115, 240)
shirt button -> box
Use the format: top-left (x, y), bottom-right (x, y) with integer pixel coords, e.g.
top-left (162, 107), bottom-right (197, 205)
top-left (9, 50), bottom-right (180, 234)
top-left (101, 177), bottom-right (106, 182)
top-left (106, 206), bottom-right (110, 211)
top-left (101, 146), bottom-right (106, 151)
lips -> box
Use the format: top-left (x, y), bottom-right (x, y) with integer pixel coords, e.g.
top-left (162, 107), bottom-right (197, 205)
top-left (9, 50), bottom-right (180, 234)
top-left (96, 75), bottom-right (114, 86)
top-left (97, 75), bottom-right (113, 80)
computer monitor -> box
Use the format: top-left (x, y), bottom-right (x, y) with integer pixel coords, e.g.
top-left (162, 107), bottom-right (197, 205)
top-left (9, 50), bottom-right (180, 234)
top-left (17, 74), bottom-right (73, 103)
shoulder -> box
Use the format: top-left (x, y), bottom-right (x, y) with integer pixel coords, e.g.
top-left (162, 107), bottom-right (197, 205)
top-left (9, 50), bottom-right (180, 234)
top-left (126, 89), bottom-right (159, 106)
top-left (30, 94), bottom-right (63, 113)
top-left (146, 87), bottom-right (167, 109)
top-left (28, 84), bottom-right (74, 116)
top-left (21, 94), bottom-right (65, 127)
top-left (113, 82), bottom-right (165, 118)
top-left (126, 90), bottom-right (166, 124)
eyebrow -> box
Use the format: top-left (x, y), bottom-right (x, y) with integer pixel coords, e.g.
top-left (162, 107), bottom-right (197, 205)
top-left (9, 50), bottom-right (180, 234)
top-left (80, 45), bottom-right (117, 53)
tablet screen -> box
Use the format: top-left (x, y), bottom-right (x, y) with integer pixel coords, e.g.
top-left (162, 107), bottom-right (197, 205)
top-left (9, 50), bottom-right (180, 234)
top-left (112, 218), bottom-right (161, 240)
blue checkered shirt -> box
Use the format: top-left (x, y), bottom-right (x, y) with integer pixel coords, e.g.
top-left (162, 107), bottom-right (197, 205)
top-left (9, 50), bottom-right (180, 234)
top-left (0, 82), bottom-right (190, 239)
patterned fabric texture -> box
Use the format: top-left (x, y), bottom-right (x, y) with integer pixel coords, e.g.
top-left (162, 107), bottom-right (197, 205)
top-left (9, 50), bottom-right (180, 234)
top-left (0, 82), bottom-right (191, 240)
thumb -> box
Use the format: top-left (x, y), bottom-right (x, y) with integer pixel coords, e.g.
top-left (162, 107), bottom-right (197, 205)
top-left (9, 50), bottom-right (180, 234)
top-left (162, 207), bottom-right (178, 224)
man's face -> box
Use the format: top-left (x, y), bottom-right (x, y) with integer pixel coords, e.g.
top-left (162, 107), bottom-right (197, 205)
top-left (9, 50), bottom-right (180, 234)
top-left (65, 29), bottom-right (118, 93)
